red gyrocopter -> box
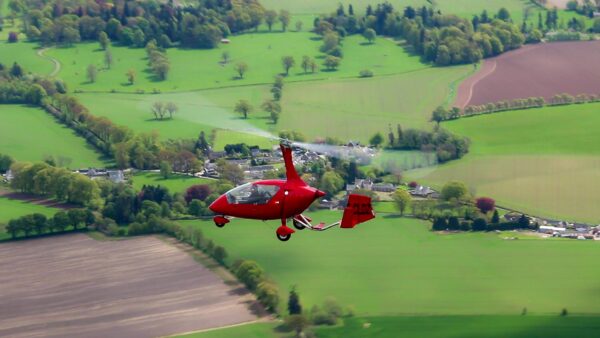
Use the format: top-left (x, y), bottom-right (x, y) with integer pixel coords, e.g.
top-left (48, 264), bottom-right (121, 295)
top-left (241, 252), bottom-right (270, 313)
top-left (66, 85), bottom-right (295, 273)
top-left (209, 141), bottom-right (375, 241)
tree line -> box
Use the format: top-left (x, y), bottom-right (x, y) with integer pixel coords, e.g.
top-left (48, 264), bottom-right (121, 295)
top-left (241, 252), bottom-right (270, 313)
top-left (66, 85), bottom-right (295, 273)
top-left (432, 92), bottom-right (600, 122)
top-left (317, 3), bottom-right (524, 66)
top-left (13, 0), bottom-right (275, 49)
top-left (0, 63), bottom-right (207, 171)
top-left (5, 209), bottom-right (94, 239)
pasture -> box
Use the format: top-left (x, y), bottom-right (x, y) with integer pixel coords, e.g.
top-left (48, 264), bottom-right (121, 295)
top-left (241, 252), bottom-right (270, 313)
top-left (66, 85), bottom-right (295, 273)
top-left (131, 171), bottom-right (214, 194)
top-left (0, 195), bottom-right (56, 240)
top-left (180, 210), bottom-right (600, 316)
top-left (49, 34), bottom-right (426, 93)
top-left (0, 105), bottom-right (110, 168)
top-left (0, 234), bottom-right (258, 338)
top-left (181, 316), bottom-right (600, 338)
top-left (278, 65), bottom-right (472, 142)
top-left (0, 42), bottom-right (54, 75)
top-left (457, 41), bottom-right (600, 107)
top-left (409, 103), bottom-right (600, 223)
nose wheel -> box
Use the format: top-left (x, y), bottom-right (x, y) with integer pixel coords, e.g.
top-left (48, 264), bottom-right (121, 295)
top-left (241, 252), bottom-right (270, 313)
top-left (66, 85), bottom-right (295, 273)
top-left (213, 216), bottom-right (230, 228)
top-left (277, 233), bottom-right (291, 241)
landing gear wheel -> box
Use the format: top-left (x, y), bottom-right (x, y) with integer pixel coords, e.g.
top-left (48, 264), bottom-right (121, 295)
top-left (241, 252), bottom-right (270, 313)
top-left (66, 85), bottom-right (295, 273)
top-left (215, 222), bottom-right (225, 228)
top-left (293, 219), bottom-right (305, 230)
top-left (277, 233), bottom-right (291, 242)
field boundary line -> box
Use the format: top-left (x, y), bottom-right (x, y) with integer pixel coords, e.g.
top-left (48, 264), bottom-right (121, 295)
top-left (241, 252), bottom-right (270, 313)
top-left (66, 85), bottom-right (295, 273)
top-left (37, 47), bottom-right (61, 77)
top-left (163, 319), bottom-right (272, 338)
top-left (461, 59), bottom-right (497, 108)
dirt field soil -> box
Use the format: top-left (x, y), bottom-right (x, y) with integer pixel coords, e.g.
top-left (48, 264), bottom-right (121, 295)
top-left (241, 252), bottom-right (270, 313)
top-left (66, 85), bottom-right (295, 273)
top-left (0, 234), bottom-right (258, 338)
top-left (455, 41), bottom-right (600, 107)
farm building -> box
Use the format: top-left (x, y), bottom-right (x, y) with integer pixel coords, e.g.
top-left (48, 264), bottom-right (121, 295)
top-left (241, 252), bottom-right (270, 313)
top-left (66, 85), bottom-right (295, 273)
top-left (410, 185), bottom-right (438, 198)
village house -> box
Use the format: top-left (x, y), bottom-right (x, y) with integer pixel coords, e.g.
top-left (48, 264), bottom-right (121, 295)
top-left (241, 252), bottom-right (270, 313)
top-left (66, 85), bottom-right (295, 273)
top-left (409, 185), bottom-right (438, 198)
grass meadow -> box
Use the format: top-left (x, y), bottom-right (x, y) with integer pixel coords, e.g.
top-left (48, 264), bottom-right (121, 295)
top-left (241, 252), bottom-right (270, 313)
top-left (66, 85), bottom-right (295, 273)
top-left (49, 34), bottom-right (426, 93)
top-left (131, 172), bottom-right (215, 194)
top-left (0, 196), bottom-right (57, 240)
top-left (409, 103), bottom-right (600, 223)
top-left (179, 210), bottom-right (600, 316)
top-left (0, 105), bottom-right (110, 168)
top-left (179, 316), bottom-right (600, 338)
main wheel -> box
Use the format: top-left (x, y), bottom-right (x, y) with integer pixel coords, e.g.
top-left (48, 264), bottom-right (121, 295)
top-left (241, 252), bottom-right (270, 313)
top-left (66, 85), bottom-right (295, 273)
top-left (215, 222), bottom-right (225, 228)
top-left (292, 219), bottom-right (306, 230)
top-left (277, 233), bottom-right (291, 242)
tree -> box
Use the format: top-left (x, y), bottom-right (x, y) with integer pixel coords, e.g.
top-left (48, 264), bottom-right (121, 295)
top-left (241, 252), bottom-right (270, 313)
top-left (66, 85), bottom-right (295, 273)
top-left (10, 62), bottom-right (23, 77)
top-left (441, 181), bottom-right (469, 201)
top-left (256, 281), bottom-right (279, 312)
top-left (234, 260), bottom-right (264, 291)
top-left (153, 60), bottom-right (170, 80)
top-left (279, 10), bottom-right (290, 31)
top-left (363, 28), bottom-right (376, 43)
top-left (8, 31), bottom-right (18, 43)
top-left (213, 246), bottom-right (227, 264)
top-left (32, 213), bottom-right (47, 234)
top-left (301, 55), bottom-right (312, 74)
top-left (369, 132), bottom-right (384, 147)
top-left (133, 29), bottom-right (145, 47)
top-left (282, 56), bottom-right (295, 75)
top-left (6, 219), bottom-right (20, 239)
top-left (319, 171), bottom-right (344, 197)
top-left (62, 27), bottom-right (80, 46)
top-left (165, 102), bottom-right (178, 119)
top-left (392, 189), bottom-right (411, 216)
top-left (104, 49), bottom-right (113, 69)
top-left (0, 154), bottom-right (14, 173)
top-left (323, 55), bottom-right (341, 70)
top-left (472, 218), bottom-right (487, 231)
top-left (234, 99), bottom-right (253, 119)
top-left (235, 62), bottom-right (248, 79)
top-left (185, 184), bottom-right (212, 203)
top-left (288, 286), bottom-right (302, 314)
top-left (265, 10), bottom-right (277, 31)
top-left (53, 211), bottom-right (69, 232)
top-left (262, 100), bottom-right (281, 123)
top-left (497, 7), bottom-right (511, 22)
top-left (151, 101), bottom-right (166, 120)
top-left (295, 20), bottom-right (303, 32)
top-left (431, 106), bottom-right (448, 124)
top-left (285, 314), bottom-right (309, 336)
top-left (87, 64), bottom-right (97, 83)
top-left (126, 69), bottom-right (136, 85)
top-left (98, 31), bottom-right (110, 50)
top-left (475, 197), bottom-right (496, 214)
top-left (518, 214), bottom-right (530, 228)
top-left (160, 161), bottom-right (172, 178)
top-left (218, 160), bottom-right (245, 185)
top-left (221, 51), bottom-right (230, 64)
top-left (491, 209), bottom-right (500, 224)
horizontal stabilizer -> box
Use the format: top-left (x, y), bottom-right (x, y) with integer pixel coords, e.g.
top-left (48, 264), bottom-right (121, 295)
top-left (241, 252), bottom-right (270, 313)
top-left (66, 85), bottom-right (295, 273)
top-left (341, 194), bottom-right (375, 228)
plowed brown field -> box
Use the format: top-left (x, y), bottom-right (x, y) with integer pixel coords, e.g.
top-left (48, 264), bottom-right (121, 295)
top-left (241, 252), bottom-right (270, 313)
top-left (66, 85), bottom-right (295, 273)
top-left (0, 234), bottom-right (258, 338)
top-left (455, 41), bottom-right (600, 108)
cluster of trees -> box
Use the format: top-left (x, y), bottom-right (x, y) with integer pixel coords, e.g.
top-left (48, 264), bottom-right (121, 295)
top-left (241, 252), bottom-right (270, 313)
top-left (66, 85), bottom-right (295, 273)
top-left (9, 161), bottom-right (101, 207)
top-left (0, 62), bottom-right (66, 104)
top-left (146, 41), bottom-right (170, 80)
top-left (565, 0), bottom-right (598, 17)
top-left (431, 212), bottom-right (533, 232)
top-left (318, 4), bottom-right (524, 66)
top-left (232, 259), bottom-right (279, 312)
top-left (15, 0), bottom-right (272, 49)
top-left (386, 125), bottom-right (470, 163)
top-left (5, 209), bottom-right (94, 239)
top-left (150, 101), bottom-right (178, 120)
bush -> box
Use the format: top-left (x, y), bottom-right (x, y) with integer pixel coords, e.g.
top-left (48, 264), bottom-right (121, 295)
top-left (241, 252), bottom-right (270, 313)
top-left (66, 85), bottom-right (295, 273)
top-left (359, 69), bottom-right (373, 78)
top-left (472, 218), bottom-right (487, 231)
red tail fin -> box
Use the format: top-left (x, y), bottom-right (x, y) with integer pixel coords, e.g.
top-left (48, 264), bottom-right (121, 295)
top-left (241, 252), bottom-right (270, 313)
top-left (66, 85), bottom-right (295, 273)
top-left (341, 194), bottom-right (375, 228)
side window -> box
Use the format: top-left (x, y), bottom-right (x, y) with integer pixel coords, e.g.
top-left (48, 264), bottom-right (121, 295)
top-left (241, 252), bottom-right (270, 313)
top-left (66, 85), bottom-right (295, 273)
top-left (226, 183), bottom-right (280, 205)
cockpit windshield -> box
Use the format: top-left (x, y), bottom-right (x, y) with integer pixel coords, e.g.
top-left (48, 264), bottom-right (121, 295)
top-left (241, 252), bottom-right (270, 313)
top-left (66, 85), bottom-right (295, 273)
top-left (226, 183), bottom-right (280, 205)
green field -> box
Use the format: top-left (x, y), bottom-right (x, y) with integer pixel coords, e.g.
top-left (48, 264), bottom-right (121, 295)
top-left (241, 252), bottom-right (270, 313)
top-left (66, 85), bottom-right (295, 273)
top-left (0, 42), bottom-right (54, 75)
top-left (0, 196), bottom-right (57, 240)
top-left (279, 64), bottom-right (472, 142)
top-left (131, 171), bottom-right (214, 194)
top-left (408, 103), bottom-right (600, 223)
top-left (49, 34), bottom-right (426, 93)
top-left (180, 210), bottom-right (600, 316)
top-left (179, 316), bottom-right (600, 338)
top-left (0, 105), bottom-right (110, 168)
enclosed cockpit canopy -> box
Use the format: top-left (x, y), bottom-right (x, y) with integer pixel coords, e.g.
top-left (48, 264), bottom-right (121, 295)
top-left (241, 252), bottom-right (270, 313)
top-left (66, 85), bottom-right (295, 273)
top-left (226, 182), bottom-right (280, 205)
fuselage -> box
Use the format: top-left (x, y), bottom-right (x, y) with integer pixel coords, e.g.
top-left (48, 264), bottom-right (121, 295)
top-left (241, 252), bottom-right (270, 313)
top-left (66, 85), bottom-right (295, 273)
top-left (209, 178), bottom-right (325, 220)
